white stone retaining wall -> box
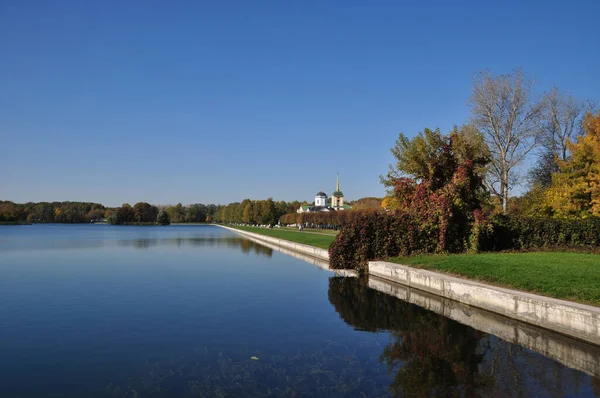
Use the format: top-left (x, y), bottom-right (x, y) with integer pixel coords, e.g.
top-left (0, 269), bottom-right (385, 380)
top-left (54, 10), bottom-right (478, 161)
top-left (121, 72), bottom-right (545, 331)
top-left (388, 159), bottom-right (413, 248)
top-left (369, 261), bottom-right (600, 346)
top-left (216, 225), bottom-right (330, 261)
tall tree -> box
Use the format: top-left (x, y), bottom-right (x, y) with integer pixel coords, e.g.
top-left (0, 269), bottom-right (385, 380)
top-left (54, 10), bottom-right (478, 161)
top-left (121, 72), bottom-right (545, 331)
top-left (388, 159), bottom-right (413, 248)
top-left (242, 202), bottom-right (254, 224)
top-left (133, 202), bottom-right (158, 223)
top-left (259, 198), bottom-right (277, 225)
top-left (156, 210), bottom-right (171, 225)
top-left (381, 126), bottom-right (489, 192)
top-left (185, 203), bottom-right (207, 222)
top-left (540, 87), bottom-right (593, 162)
top-left (469, 68), bottom-right (544, 213)
top-left (380, 128), bottom-right (450, 190)
top-left (530, 88), bottom-right (596, 188)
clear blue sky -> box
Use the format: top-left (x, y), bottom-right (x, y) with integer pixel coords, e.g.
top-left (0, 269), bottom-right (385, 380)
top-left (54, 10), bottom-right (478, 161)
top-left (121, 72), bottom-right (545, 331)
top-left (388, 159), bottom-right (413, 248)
top-left (1, 0), bottom-right (599, 206)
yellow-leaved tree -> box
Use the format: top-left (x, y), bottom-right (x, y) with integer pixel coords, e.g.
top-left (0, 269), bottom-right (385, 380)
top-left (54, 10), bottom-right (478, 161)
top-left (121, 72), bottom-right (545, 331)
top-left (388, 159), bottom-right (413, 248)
top-left (545, 112), bottom-right (600, 218)
top-left (381, 196), bottom-right (400, 211)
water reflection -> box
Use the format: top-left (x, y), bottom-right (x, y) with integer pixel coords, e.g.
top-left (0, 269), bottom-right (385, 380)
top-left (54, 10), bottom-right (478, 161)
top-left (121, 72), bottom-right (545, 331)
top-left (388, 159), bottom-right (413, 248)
top-left (328, 276), bottom-right (600, 397)
top-left (232, 233), bottom-right (357, 276)
top-left (0, 227), bottom-right (273, 257)
top-left (118, 237), bottom-right (273, 257)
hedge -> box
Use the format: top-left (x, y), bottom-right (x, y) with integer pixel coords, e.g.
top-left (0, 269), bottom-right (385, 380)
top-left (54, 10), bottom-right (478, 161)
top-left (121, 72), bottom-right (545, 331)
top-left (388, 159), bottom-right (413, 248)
top-left (279, 210), bottom-right (378, 229)
top-left (478, 215), bottom-right (600, 251)
top-left (329, 212), bottom-right (600, 271)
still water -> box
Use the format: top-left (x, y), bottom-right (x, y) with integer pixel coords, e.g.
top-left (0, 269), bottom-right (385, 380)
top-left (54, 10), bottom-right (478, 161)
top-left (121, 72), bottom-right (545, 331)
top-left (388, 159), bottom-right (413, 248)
top-left (0, 224), bottom-right (598, 397)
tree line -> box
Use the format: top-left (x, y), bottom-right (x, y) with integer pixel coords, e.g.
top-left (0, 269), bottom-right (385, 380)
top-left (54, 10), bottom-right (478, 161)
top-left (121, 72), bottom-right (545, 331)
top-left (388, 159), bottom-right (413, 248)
top-left (107, 202), bottom-right (170, 225)
top-left (0, 201), bottom-right (107, 224)
top-left (217, 198), bottom-right (302, 225)
top-left (0, 201), bottom-right (221, 225)
top-left (0, 199), bottom-right (322, 226)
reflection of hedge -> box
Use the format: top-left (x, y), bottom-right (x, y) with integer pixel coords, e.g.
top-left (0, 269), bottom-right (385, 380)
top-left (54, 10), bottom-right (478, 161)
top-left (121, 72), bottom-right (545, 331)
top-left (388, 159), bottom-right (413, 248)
top-left (330, 212), bottom-right (600, 271)
top-left (279, 209), bottom-right (378, 228)
top-left (328, 277), bottom-right (488, 396)
top-left (328, 276), bottom-right (410, 331)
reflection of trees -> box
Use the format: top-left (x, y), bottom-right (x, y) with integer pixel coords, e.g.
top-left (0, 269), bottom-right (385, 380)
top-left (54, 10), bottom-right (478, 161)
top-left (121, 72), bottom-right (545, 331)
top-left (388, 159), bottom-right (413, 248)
top-left (328, 277), bottom-right (600, 397)
top-left (382, 325), bottom-right (489, 397)
top-left (328, 277), bottom-right (490, 397)
top-left (120, 237), bottom-right (273, 257)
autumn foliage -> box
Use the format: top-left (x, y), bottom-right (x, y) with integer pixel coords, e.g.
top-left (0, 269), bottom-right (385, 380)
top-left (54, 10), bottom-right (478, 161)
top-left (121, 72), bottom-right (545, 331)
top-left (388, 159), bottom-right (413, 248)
top-left (330, 129), bottom-right (489, 270)
top-left (543, 112), bottom-right (600, 218)
top-left (330, 117), bottom-right (600, 271)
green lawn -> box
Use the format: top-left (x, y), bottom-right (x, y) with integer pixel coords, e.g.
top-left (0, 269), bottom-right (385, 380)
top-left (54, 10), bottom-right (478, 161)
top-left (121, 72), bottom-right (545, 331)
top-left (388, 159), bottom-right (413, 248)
top-left (389, 252), bottom-right (600, 306)
top-left (229, 225), bottom-right (336, 250)
top-left (280, 226), bottom-right (339, 236)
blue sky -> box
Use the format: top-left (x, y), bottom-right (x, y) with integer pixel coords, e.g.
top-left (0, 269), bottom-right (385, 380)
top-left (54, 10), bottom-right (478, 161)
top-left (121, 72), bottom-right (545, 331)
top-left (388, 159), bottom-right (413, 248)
top-left (1, 0), bottom-right (599, 206)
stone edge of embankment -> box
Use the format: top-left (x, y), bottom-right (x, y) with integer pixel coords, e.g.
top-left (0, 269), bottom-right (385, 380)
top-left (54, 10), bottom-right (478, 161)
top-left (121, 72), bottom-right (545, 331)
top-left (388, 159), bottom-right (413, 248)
top-left (215, 225), bottom-right (330, 261)
top-left (369, 260), bottom-right (600, 346)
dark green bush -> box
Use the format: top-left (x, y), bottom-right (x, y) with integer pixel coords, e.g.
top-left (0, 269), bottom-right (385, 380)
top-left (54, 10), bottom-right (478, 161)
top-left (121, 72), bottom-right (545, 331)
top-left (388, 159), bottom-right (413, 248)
top-left (330, 212), bottom-right (600, 271)
top-left (486, 215), bottom-right (600, 251)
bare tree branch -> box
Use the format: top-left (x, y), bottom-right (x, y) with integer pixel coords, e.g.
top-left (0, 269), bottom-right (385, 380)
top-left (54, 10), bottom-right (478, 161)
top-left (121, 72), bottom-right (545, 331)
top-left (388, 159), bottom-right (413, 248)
top-left (469, 68), bottom-right (543, 213)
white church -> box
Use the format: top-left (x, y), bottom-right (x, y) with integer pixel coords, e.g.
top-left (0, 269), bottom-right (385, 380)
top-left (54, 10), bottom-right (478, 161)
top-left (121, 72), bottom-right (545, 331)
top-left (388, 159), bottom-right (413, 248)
top-left (297, 175), bottom-right (352, 213)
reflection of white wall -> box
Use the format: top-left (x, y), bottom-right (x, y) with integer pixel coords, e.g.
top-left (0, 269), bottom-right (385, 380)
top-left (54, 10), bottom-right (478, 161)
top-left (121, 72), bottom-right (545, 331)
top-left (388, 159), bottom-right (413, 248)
top-left (315, 195), bottom-right (327, 206)
top-left (368, 276), bottom-right (600, 377)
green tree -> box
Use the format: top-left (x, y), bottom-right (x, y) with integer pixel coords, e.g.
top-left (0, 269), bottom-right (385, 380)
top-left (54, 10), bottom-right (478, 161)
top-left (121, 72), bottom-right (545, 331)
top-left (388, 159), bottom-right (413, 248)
top-left (166, 203), bottom-right (185, 223)
top-left (381, 126), bottom-right (489, 193)
top-left (133, 202), bottom-right (158, 223)
top-left (242, 202), bottom-right (254, 224)
top-left (156, 210), bottom-right (171, 225)
top-left (239, 199), bottom-right (251, 222)
top-left (381, 128), bottom-right (454, 191)
top-left (259, 198), bottom-right (277, 225)
top-left (287, 200), bottom-right (301, 213)
top-left (185, 203), bottom-right (207, 222)
top-left (275, 200), bottom-right (288, 219)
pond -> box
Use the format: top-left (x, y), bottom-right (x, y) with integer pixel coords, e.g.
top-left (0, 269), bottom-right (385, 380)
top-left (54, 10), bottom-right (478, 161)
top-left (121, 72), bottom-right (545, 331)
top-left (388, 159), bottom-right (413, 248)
top-left (0, 224), bottom-right (598, 397)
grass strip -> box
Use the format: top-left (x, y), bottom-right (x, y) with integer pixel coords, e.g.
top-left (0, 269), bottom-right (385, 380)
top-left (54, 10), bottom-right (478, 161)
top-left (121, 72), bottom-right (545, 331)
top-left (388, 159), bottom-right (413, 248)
top-left (389, 252), bottom-right (600, 306)
top-left (228, 225), bottom-right (335, 250)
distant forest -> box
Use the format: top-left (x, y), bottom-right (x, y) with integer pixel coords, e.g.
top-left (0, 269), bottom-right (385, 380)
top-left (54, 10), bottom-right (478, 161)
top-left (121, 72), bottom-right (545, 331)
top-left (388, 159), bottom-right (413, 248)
top-left (0, 201), bottom-right (221, 224)
top-left (0, 197), bottom-right (383, 225)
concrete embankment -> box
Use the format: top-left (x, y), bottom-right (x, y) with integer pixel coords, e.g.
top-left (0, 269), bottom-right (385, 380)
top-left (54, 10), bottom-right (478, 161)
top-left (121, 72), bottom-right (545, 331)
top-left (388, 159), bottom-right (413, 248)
top-left (369, 276), bottom-right (600, 377)
top-left (218, 225), bottom-right (358, 276)
top-left (216, 225), bottom-right (600, 347)
top-left (370, 261), bottom-right (600, 346)
top-left (216, 225), bottom-right (330, 261)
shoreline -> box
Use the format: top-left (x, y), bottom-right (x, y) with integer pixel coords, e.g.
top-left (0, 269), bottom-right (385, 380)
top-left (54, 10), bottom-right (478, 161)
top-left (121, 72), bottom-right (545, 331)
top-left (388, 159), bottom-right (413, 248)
top-left (216, 224), bottom-right (330, 262)
top-left (219, 224), bottom-right (600, 347)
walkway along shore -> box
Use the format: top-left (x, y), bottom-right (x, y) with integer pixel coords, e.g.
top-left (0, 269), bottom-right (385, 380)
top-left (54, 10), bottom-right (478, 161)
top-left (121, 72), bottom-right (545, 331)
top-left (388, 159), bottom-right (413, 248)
top-left (217, 224), bottom-right (600, 347)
